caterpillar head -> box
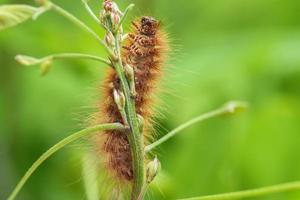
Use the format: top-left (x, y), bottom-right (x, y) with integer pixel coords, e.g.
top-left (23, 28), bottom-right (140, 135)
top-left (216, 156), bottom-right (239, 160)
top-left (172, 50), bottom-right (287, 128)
top-left (140, 16), bottom-right (159, 36)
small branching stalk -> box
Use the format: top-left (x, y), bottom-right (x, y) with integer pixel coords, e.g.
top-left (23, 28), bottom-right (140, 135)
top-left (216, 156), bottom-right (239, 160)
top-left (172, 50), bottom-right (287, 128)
top-left (15, 53), bottom-right (111, 75)
top-left (145, 101), bottom-right (248, 153)
top-left (7, 123), bottom-right (125, 200)
top-left (178, 181), bottom-right (300, 200)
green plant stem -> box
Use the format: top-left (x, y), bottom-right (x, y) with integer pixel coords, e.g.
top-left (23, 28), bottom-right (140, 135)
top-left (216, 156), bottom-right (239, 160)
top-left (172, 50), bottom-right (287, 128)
top-left (40, 53), bottom-right (111, 65)
top-left (48, 2), bottom-right (113, 56)
top-left (178, 181), bottom-right (300, 200)
top-left (115, 62), bottom-right (145, 199)
top-left (145, 101), bottom-right (248, 153)
top-left (113, 31), bottom-right (145, 200)
top-left (7, 123), bottom-right (124, 200)
top-left (81, 0), bottom-right (108, 31)
top-left (116, 4), bottom-right (135, 33)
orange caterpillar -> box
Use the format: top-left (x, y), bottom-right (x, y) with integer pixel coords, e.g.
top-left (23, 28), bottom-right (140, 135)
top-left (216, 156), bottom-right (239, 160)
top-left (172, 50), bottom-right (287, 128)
top-left (96, 16), bottom-right (168, 183)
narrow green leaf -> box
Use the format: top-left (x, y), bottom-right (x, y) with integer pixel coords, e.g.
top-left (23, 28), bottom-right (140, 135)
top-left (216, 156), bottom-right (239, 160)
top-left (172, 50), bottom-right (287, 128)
top-left (15, 54), bottom-right (53, 76)
top-left (15, 55), bottom-right (41, 66)
top-left (82, 153), bottom-right (99, 200)
top-left (0, 5), bottom-right (38, 31)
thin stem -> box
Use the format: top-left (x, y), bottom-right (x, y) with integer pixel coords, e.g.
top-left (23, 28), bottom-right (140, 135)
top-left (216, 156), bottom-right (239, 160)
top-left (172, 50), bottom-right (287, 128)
top-left (44, 53), bottom-right (111, 65)
top-left (113, 38), bottom-right (145, 199)
top-left (178, 181), bottom-right (300, 200)
top-left (48, 2), bottom-right (114, 56)
top-left (7, 123), bottom-right (125, 200)
top-left (15, 53), bottom-right (111, 68)
top-left (115, 4), bottom-right (135, 33)
top-left (111, 7), bottom-right (145, 195)
top-left (145, 101), bottom-right (248, 153)
top-left (49, 2), bottom-right (101, 45)
top-left (100, 2), bottom-right (143, 198)
top-left (81, 0), bottom-right (108, 31)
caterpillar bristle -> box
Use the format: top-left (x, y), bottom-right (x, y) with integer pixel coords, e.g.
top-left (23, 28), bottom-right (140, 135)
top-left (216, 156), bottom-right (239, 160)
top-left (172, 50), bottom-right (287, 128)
top-left (94, 15), bottom-right (169, 186)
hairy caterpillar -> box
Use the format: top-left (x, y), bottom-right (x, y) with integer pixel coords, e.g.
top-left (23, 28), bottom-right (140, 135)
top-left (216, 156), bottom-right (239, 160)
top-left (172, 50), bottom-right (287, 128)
top-left (94, 16), bottom-right (169, 183)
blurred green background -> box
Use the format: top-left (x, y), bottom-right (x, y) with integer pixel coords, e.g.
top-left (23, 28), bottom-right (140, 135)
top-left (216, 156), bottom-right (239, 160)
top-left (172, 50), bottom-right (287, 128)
top-left (1, 0), bottom-right (300, 199)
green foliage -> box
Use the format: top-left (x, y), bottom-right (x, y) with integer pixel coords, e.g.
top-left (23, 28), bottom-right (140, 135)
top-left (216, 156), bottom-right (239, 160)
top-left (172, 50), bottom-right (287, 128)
top-left (0, 5), bottom-right (38, 31)
top-left (1, 0), bottom-right (300, 200)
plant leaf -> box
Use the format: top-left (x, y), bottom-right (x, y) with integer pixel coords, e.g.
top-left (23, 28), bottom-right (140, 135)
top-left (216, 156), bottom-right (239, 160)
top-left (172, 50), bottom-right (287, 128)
top-left (82, 153), bottom-right (99, 200)
top-left (15, 54), bottom-right (53, 76)
top-left (0, 5), bottom-right (38, 31)
top-left (15, 55), bottom-right (41, 66)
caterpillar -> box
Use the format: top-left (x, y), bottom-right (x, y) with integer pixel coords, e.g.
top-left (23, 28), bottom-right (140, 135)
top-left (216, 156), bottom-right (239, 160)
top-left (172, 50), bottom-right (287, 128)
top-left (94, 16), bottom-right (169, 184)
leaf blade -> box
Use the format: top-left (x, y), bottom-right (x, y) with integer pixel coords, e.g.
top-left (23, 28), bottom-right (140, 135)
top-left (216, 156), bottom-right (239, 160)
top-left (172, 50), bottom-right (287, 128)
top-left (0, 5), bottom-right (38, 31)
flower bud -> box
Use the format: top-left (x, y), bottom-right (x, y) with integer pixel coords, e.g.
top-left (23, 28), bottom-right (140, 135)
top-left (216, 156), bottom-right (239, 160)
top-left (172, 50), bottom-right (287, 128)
top-left (113, 89), bottom-right (125, 111)
top-left (137, 114), bottom-right (144, 132)
top-left (100, 0), bottom-right (122, 33)
top-left (146, 157), bottom-right (161, 184)
top-left (15, 55), bottom-right (52, 76)
top-left (103, 0), bottom-right (113, 12)
top-left (40, 59), bottom-right (52, 76)
top-left (99, 10), bottom-right (106, 24)
top-left (99, 10), bottom-right (111, 27)
top-left (105, 32), bottom-right (115, 47)
top-left (124, 64), bottom-right (136, 96)
top-left (113, 89), bottom-right (129, 126)
top-left (108, 12), bottom-right (121, 33)
top-left (104, 0), bottom-right (122, 15)
top-left (124, 64), bottom-right (134, 80)
top-left (111, 12), bottom-right (120, 25)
